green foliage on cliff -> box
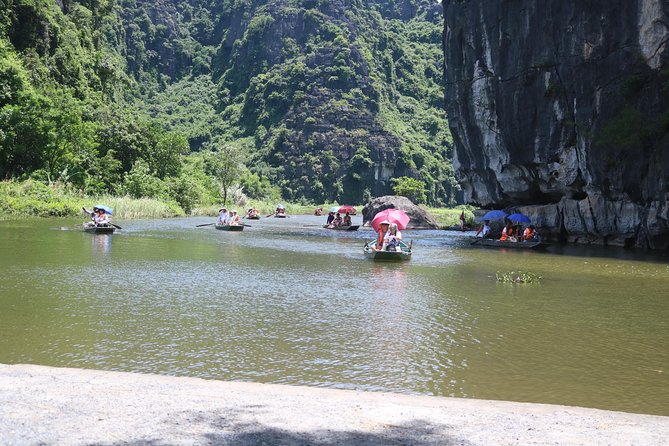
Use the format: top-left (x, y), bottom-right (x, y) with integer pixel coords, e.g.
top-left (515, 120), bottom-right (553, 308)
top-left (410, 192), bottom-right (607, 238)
top-left (0, 0), bottom-right (455, 213)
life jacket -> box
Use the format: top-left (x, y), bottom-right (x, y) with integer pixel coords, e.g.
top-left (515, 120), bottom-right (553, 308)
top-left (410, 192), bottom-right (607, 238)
top-left (500, 226), bottom-right (513, 241)
top-left (523, 228), bottom-right (534, 240)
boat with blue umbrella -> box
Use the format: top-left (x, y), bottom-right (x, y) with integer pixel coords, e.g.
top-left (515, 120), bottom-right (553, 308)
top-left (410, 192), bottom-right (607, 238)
top-left (82, 204), bottom-right (118, 234)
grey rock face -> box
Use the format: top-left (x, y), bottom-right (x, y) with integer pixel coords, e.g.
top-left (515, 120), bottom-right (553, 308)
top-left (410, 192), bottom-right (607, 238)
top-left (444, 0), bottom-right (669, 249)
top-left (363, 196), bottom-right (440, 229)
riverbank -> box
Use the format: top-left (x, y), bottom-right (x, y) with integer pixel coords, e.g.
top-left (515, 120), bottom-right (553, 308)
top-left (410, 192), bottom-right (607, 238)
top-left (0, 179), bottom-right (472, 227)
top-left (1, 364), bottom-right (666, 445)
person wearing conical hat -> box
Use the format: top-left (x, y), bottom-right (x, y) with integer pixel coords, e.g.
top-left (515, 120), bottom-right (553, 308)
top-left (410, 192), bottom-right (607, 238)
top-left (217, 207), bottom-right (229, 224)
top-left (371, 220), bottom-right (391, 251)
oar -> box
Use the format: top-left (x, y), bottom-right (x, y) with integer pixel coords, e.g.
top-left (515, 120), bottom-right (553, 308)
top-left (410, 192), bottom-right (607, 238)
top-left (242, 223), bottom-right (252, 227)
top-left (196, 222), bottom-right (216, 227)
top-left (470, 237), bottom-right (482, 245)
top-left (111, 223), bottom-right (123, 230)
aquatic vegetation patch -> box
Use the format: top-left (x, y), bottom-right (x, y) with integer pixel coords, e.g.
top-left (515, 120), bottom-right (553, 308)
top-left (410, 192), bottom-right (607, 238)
top-left (496, 271), bottom-right (542, 284)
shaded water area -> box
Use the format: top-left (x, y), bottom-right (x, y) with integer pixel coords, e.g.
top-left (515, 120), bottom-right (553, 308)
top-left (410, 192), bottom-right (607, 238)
top-left (1, 216), bottom-right (668, 416)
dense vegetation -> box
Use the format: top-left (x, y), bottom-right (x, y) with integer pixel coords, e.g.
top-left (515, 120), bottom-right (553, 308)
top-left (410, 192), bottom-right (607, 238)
top-left (0, 0), bottom-right (456, 213)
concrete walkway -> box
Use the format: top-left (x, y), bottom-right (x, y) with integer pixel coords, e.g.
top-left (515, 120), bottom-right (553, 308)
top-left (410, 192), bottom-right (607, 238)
top-left (1, 363), bottom-right (667, 445)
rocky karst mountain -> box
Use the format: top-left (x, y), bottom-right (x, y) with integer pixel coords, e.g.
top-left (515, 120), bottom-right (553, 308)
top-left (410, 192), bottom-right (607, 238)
top-left (444, 0), bottom-right (669, 248)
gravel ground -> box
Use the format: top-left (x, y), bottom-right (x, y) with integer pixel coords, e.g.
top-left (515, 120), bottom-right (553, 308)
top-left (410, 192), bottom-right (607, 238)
top-left (1, 363), bottom-right (667, 445)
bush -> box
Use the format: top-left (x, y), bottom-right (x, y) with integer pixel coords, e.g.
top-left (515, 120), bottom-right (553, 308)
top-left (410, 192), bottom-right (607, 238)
top-left (120, 159), bottom-right (166, 199)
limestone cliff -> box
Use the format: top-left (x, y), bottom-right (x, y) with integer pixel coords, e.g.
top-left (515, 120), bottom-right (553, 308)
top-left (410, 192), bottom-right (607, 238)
top-left (444, 0), bottom-right (669, 249)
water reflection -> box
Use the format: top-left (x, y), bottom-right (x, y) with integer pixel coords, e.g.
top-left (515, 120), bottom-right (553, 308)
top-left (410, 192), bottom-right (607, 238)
top-left (90, 234), bottom-right (112, 256)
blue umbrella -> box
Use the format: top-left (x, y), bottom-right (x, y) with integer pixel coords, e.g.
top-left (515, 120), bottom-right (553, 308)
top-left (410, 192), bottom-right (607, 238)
top-left (480, 210), bottom-right (507, 221)
top-left (94, 204), bottom-right (113, 215)
top-left (507, 213), bottom-right (531, 223)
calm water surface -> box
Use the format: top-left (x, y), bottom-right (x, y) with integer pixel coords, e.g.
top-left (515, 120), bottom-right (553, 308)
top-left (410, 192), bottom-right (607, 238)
top-left (1, 216), bottom-right (668, 415)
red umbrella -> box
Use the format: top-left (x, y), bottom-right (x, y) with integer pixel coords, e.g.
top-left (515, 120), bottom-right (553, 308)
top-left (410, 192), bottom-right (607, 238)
top-left (337, 205), bottom-right (356, 215)
top-left (371, 208), bottom-right (410, 232)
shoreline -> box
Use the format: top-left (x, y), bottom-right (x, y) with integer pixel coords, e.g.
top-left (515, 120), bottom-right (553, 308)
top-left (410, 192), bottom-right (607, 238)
top-left (1, 364), bottom-right (667, 445)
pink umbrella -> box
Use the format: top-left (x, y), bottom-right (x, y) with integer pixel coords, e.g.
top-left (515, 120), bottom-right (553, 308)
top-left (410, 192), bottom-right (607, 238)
top-left (371, 208), bottom-right (410, 232)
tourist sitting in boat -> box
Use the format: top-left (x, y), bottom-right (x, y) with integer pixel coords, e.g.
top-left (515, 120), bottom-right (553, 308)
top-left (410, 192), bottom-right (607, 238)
top-left (228, 210), bottom-right (241, 225)
top-left (370, 220), bottom-right (391, 251)
top-left (82, 206), bottom-right (98, 227)
top-left (218, 208), bottom-right (231, 225)
top-left (326, 212), bottom-right (335, 225)
top-left (385, 223), bottom-right (402, 251)
top-left (314, 207), bottom-right (323, 216)
top-left (275, 206), bottom-right (286, 216)
top-left (523, 225), bottom-right (541, 242)
top-left (475, 220), bottom-right (491, 238)
top-left (245, 207), bottom-right (259, 219)
top-left (95, 208), bottom-right (110, 227)
top-left (342, 212), bottom-right (352, 227)
top-left (332, 213), bottom-right (342, 227)
top-left (499, 221), bottom-right (517, 242)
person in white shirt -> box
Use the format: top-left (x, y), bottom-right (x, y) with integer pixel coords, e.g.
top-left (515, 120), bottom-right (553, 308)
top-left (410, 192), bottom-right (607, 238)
top-left (217, 208), bottom-right (229, 224)
top-left (475, 219), bottom-right (491, 238)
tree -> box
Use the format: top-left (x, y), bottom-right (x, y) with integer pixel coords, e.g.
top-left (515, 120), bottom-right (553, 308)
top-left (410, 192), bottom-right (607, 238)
top-left (146, 132), bottom-right (189, 179)
top-left (391, 176), bottom-right (427, 204)
top-left (205, 145), bottom-right (247, 205)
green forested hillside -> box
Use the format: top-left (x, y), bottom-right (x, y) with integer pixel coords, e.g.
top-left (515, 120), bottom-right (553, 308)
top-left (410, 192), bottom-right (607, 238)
top-left (0, 0), bottom-right (455, 212)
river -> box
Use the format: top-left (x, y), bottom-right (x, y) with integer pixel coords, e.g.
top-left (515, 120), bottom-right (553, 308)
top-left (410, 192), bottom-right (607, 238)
top-left (0, 215), bottom-right (667, 416)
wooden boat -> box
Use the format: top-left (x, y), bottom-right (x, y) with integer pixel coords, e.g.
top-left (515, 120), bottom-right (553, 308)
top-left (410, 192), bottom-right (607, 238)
top-left (363, 240), bottom-right (412, 261)
top-left (470, 238), bottom-right (549, 250)
top-left (83, 225), bottom-right (115, 234)
top-left (444, 225), bottom-right (476, 232)
top-left (246, 215), bottom-right (260, 220)
top-left (323, 225), bottom-right (360, 231)
top-left (274, 213), bottom-right (287, 218)
top-left (215, 224), bottom-right (244, 231)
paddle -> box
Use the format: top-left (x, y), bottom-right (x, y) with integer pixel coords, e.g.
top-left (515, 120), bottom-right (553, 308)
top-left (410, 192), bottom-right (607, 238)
top-left (111, 223), bottom-right (123, 230)
top-left (470, 237), bottom-right (482, 245)
top-left (196, 222), bottom-right (216, 227)
top-left (242, 223), bottom-right (252, 227)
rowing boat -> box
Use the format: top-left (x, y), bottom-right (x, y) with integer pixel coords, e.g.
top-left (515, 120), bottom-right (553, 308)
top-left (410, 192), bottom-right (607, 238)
top-left (215, 224), bottom-right (244, 231)
top-left (471, 238), bottom-right (549, 249)
top-left (363, 240), bottom-right (412, 261)
top-left (444, 225), bottom-right (476, 232)
top-left (83, 225), bottom-right (115, 234)
top-left (246, 215), bottom-right (260, 220)
top-left (323, 225), bottom-right (360, 231)
top-left (274, 214), bottom-right (287, 218)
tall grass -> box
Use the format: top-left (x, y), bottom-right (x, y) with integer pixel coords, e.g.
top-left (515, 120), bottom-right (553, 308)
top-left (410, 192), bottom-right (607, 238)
top-left (0, 180), bottom-right (183, 220)
top-left (424, 206), bottom-right (477, 228)
top-left (93, 196), bottom-right (184, 219)
top-left (192, 199), bottom-right (341, 217)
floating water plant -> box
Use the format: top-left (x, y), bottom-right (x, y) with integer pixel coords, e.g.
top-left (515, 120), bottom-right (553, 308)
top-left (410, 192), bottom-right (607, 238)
top-left (496, 271), bottom-right (542, 284)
